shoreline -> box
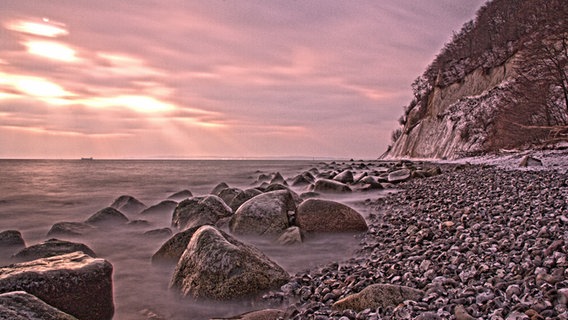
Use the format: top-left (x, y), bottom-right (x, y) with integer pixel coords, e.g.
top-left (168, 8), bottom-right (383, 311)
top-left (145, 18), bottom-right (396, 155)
top-left (267, 160), bottom-right (568, 319)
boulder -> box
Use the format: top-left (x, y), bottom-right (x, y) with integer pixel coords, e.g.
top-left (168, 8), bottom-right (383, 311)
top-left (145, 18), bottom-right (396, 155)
top-left (222, 309), bottom-right (285, 320)
top-left (152, 227), bottom-right (201, 264)
top-left (0, 252), bottom-right (114, 320)
top-left (332, 284), bottom-right (424, 312)
top-left (167, 190), bottom-right (193, 201)
top-left (290, 172), bottom-right (314, 187)
top-left (270, 172), bottom-right (287, 185)
top-left (47, 222), bottom-right (96, 237)
top-left (12, 239), bottom-right (96, 262)
top-left (333, 170), bottom-right (354, 184)
top-left (110, 195), bottom-right (146, 214)
top-left (169, 226), bottom-right (289, 300)
top-left (143, 228), bottom-right (173, 239)
top-left (228, 188), bottom-right (263, 212)
top-left (171, 195), bottom-right (232, 230)
top-left (140, 200), bottom-right (178, 215)
top-left (519, 155), bottom-right (543, 167)
top-left (218, 187), bottom-right (242, 208)
top-left (0, 291), bottom-right (78, 320)
top-left (313, 179), bottom-right (352, 193)
top-left (388, 169), bottom-right (411, 183)
top-left (229, 190), bottom-right (295, 236)
top-left (85, 207), bottom-right (129, 226)
top-left (211, 182), bottom-right (230, 196)
top-left (277, 226), bottom-right (303, 245)
top-left (0, 230), bottom-right (25, 250)
top-left (296, 199), bottom-right (367, 233)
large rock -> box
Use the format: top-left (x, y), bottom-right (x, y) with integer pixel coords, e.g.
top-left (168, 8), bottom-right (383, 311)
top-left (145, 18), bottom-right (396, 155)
top-left (519, 155), bottom-right (543, 167)
top-left (228, 188), bottom-right (263, 212)
top-left (332, 284), bottom-right (424, 312)
top-left (110, 195), bottom-right (146, 214)
top-left (151, 226), bottom-right (201, 264)
top-left (388, 168), bottom-right (412, 183)
top-left (170, 226), bottom-right (289, 300)
top-left (167, 189), bottom-right (193, 201)
top-left (296, 199), bottom-right (367, 233)
top-left (140, 200), bottom-right (178, 215)
top-left (211, 182), bottom-right (230, 196)
top-left (12, 239), bottom-right (97, 262)
top-left (333, 170), bottom-right (354, 184)
top-left (313, 179), bottom-right (352, 193)
top-left (0, 291), bottom-right (78, 320)
top-left (290, 172), bottom-right (315, 187)
top-left (0, 230), bottom-right (25, 250)
top-left (229, 190), bottom-right (295, 237)
top-left (47, 222), bottom-right (96, 237)
top-left (0, 252), bottom-right (114, 320)
top-left (85, 207), bottom-right (129, 226)
top-left (171, 195), bottom-right (232, 230)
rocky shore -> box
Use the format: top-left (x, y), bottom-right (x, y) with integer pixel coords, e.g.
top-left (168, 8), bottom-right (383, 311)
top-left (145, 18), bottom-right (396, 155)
top-left (267, 161), bottom-right (568, 319)
top-left (0, 155), bottom-right (566, 319)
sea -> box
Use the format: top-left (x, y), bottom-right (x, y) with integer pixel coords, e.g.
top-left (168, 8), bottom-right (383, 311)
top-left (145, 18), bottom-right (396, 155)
top-left (0, 159), bottom-right (383, 319)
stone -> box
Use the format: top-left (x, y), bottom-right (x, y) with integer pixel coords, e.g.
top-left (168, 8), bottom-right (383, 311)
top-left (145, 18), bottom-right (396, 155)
top-left (313, 179), bottom-right (352, 193)
top-left (0, 230), bottom-right (25, 250)
top-left (296, 199), bottom-right (368, 233)
top-left (152, 227), bottom-right (201, 264)
top-left (291, 172), bottom-right (315, 186)
top-left (171, 195), bottom-right (232, 230)
top-left (218, 187), bottom-right (242, 208)
top-left (143, 228), bottom-right (173, 239)
top-left (211, 182), bottom-right (230, 196)
top-left (170, 226), bottom-right (289, 300)
top-left (454, 305), bottom-right (476, 320)
top-left (387, 169), bottom-right (411, 183)
top-left (110, 195), bottom-right (146, 214)
top-left (47, 222), bottom-right (96, 237)
top-left (0, 291), bottom-right (78, 320)
top-left (221, 309), bottom-right (285, 320)
top-left (270, 172), bottom-right (287, 185)
top-left (167, 190), bottom-right (193, 201)
top-left (277, 226), bottom-right (303, 245)
top-left (332, 284), bottom-right (424, 312)
top-left (334, 170), bottom-right (354, 184)
top-left (85, 207), bottom-right (129, 226)
top-left (140, 200), bottom-right (178, 215)
top-left (0, 252), bottom-right (114, 320)
top-left (228, 188), bottom-right (263, 212)
top-left (519, 155), bottom-right (543, 167)
top-left (12, 239), bottom-right (96, 262)
top-left (229, 190), bottom-right (295, 237)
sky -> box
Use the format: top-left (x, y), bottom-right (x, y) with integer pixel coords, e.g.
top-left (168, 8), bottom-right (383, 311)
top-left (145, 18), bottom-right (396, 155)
top-left (0, 0), bottom-right (486, 159)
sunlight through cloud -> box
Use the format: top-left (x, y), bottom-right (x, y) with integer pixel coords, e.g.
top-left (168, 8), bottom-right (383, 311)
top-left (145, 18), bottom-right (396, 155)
top-left (24, 40), bottom-right (78, 62)
top-left (6, 19), bottom-right (68, 37)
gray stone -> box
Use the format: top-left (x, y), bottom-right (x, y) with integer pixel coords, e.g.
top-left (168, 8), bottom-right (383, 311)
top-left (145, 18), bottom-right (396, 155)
top-left (228, 188), bottom-right (263, 212)
top-left (519, 155), bottom-right (543, 167)
top-left (152, 227), bottom-right (201, 264)
top-left (170, 226), bottom-right (289, 300)
top-left (0, 230), bottom-right (25, 249)
top-left (313, 179), bottom-right (352, 193)
top-left (140, 200), bottom-right (178, 215)
top-left (229, 190), bottom-right (295, 237)
top-left (0, 291), bottom-right (78, 320)
top-left (220, 309), bottom-right (285, 320)
top-left (167, 190), bottom-right (193, 201)
top-left (332, 284), bottom-right (424, 312)
top-left (277, 226), bottom-right (303, 245)
top-left (296, 199), bottom-right (368, 233)
top-left (12, 239), bottom-right (96, 262)
top-left (387, 169), bottom-right (411, 183)
top-left (110, 195), bottom-right (146, 214)
top-left (171, 195), bottom-right (232, 230)
top-left (85, 207), bottom-right (129, 226)
top-left (334, 170), bottom-right (354, 184)
top-left (0, 252), bottom-right (114, 320)
top-left (47, 222), bottom-right (96, 237)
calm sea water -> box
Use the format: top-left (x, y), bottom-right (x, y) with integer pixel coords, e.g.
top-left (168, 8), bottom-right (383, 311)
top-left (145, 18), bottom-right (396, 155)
top-left (0, 159), bottom-right (380, 319)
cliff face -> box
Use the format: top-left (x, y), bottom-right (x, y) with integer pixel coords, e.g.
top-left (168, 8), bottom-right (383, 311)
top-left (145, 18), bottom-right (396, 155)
top-left (390, 56), bottom-right (517, 159)
top-left (386, 0), bottom-right (568, 159)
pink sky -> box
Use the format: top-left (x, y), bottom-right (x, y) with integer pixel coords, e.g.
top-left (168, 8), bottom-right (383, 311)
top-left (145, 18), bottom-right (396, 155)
top-left (0, 1), bottom-right (485, 159)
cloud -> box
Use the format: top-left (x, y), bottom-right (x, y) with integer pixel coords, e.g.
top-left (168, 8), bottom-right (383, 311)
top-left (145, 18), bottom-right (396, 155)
top-left (0, 0), bottom-right (485, 159)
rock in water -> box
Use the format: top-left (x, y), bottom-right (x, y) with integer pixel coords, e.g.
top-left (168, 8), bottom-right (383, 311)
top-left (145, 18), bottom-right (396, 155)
top-left (85, 207), bottom-right (129, 226)
top-left (313, 179), bottom-right (352, 193)
top-left (170, 225), bottom-right (289, 300)
top-left (229, 190), bottom-right (295, 237)
top-left (277, 226), bottom-right (303, 245)
top-left (0, 230), bottom-right (25, 253)
top-left (332, 284), bottom-right (424, 312)
top-left (296, 199), bottom-right (368, 233)
top-left (387, 169), bottom-right (411, 183)
top-left (228, 188), bottom-right (263, 212)
top-left (171, 195), bottom-right (232, 230)
top-left (334, 170), bottom-right (354, 184)
top-left (110, 195), bottom-right (146, 214)
top-left (0, 291), bottom-right (78, 320)
top-left (519, 155), bottom-right (543, 167)
top-left (152, 226), bottom-right (201, 264)
top-left (0, 252), bottom-right (114, 320)
top-left (12, 238), bottom-right (97, 262)
top-left (167, 189), bottom-right (193, 201)
top-left (140, 200), bottom-right (178, 215)
top-left (47, 222), bottom-right (96, 237)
